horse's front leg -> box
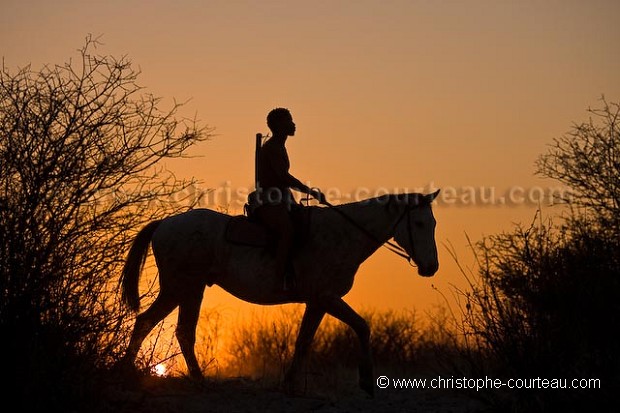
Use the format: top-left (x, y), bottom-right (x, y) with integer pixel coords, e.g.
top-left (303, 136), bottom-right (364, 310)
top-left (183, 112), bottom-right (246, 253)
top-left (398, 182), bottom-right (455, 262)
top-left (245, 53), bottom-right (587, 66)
top-left (284, 303), bottom-right (325, 394)
top-left (321, 295), bottom-right (374, 397)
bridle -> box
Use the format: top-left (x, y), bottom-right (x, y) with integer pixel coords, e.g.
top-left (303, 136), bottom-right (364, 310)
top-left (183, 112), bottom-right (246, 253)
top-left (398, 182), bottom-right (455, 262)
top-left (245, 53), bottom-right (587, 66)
top-left (317, 197), bottom-right (419, 267)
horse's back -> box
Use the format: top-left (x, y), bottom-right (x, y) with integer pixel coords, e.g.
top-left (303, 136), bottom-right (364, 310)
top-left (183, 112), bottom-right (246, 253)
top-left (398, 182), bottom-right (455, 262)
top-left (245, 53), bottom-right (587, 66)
top-left (155, 208), bottom-right (229, 240)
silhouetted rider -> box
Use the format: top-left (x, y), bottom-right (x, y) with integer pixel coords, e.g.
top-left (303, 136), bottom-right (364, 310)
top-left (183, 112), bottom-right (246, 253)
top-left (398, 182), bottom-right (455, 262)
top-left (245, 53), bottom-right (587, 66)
top-left (256, 108), bottom-right (325, 291)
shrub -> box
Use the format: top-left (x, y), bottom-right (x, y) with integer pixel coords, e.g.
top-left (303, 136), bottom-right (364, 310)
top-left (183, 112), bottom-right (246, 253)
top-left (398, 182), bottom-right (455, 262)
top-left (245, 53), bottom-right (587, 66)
top-left (0, 36), bottom-right (209, 409)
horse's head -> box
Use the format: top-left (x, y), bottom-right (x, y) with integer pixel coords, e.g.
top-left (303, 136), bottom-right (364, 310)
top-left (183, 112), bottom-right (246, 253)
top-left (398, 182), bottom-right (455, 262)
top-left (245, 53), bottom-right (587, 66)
top-left (393, 190), bottom-right (440, 277)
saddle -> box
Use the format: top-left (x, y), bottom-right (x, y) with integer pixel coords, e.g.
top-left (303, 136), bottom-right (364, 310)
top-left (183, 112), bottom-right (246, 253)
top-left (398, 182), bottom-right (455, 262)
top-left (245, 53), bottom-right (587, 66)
top-left (224, 205), bottom-right (312, 249)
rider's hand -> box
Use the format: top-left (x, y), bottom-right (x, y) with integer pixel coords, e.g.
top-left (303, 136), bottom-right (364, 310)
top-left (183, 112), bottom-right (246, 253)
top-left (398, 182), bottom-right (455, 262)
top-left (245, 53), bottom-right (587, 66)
top-left (312, 190), bottom-right (327, 205)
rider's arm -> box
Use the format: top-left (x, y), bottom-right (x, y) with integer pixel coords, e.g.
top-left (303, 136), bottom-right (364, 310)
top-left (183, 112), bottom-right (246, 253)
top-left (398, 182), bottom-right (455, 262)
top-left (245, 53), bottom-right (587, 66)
top-left (288, 176), bottom-right (311, 195)
top-left (290, 178), bottom-right (324, 203)
top-left (289, 177), bottom-right (325, 203)
top-left (263, 144), bottom-right (324, 201)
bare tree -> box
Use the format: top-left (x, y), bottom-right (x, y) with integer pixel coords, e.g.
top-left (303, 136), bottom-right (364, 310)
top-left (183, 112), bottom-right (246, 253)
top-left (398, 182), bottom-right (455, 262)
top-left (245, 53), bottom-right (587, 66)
top-left (0, 36), bottom-right (211, 408)
top-left (536, 97), bottom-right (620, 228)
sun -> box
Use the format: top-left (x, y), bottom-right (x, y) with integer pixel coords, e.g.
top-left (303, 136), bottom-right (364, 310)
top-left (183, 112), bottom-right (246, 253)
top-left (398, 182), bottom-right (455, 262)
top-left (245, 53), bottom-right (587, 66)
top-left (153, 363), bottom-right (167, 377)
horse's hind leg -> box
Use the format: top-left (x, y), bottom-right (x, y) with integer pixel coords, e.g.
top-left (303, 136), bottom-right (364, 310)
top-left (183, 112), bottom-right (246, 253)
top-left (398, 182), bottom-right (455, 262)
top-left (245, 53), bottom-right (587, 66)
top-left (121, 291), bottom-right (178, 370)
top-left (176, 285), bottom-right (205, 379)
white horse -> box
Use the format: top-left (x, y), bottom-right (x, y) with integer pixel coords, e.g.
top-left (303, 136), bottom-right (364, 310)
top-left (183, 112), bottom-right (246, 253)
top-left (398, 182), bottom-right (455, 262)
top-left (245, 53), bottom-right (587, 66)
top-left (119, 191), bottom-right (440, 396)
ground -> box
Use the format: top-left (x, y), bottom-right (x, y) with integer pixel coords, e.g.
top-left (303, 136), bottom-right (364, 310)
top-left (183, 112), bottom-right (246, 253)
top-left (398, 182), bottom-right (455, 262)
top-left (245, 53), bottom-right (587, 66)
top-left (97, 375), bottom-right (485, 413)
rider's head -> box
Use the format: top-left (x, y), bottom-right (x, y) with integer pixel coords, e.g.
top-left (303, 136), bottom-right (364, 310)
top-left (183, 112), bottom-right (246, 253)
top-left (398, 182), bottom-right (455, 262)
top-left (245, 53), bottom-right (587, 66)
top-left (267, 108), bottom-right (296, 137)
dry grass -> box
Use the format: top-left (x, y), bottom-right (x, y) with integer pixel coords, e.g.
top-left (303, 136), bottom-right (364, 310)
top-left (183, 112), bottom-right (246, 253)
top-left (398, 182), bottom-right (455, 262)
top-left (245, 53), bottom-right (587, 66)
top-left (219, 305), bottom-right (458, 396)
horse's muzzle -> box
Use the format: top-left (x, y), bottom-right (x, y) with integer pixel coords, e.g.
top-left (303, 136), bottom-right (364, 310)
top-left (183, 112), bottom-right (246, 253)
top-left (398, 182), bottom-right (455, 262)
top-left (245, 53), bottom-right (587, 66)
top-left (418, 263), bottom-right (438, 277)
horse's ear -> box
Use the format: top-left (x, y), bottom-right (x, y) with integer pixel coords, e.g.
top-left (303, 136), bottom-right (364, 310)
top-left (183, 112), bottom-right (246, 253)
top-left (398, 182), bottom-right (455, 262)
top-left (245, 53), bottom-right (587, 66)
top-left (425, 189), bottom-right (440, 203)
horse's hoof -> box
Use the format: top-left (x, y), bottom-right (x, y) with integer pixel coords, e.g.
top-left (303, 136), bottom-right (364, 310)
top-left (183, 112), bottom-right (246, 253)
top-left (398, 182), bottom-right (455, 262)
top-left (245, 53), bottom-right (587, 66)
top-left (112, 360), bottom-right (138, 377)
top-left (108, 361), bottom-right (142, 390)
top-left (189, 371), bottom-right (204, 382)
top-left (283, 373), bottom-right (303, 396)
top-left (359, 378), bottom-right (375, 398)
top-left (284, 383), bottom-right (297, 396)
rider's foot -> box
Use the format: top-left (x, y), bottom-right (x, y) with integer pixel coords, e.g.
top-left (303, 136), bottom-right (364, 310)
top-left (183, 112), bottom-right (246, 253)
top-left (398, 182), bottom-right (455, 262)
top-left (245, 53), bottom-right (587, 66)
top-left (283, 272), bottom-right (296, 292)
top-left (283, 261), bottom-right (296, 291)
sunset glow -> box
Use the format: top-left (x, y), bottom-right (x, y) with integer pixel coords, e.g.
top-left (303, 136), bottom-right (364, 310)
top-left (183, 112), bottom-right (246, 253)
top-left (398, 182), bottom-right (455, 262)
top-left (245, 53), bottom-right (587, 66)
top-left (3, 2), bottom-right (619, 411)
top-left (153, 363), bottom-right (167, 377)
top-left (3, 0), bottom-right (618, 338)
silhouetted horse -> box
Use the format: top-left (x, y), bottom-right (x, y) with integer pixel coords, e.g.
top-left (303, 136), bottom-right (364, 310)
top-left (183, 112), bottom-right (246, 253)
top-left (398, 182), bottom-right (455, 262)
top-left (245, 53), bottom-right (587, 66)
top-left (119, 191), bottom-right (440, 395)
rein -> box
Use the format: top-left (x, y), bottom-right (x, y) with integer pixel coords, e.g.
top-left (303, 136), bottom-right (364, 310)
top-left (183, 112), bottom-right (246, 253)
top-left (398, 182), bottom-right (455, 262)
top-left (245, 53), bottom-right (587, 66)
top-left (318, 198), bottom-right (417, 267)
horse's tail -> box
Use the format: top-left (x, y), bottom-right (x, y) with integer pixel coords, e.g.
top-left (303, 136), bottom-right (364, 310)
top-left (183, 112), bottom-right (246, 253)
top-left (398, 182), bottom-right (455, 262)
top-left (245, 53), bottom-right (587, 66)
top-left (121, 220), bottom-right (162, 312)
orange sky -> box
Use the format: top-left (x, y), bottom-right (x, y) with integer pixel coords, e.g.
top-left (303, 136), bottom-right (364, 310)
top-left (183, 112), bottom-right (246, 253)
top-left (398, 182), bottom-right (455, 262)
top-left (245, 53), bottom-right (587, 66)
top-left (2, 0), bottom-right (620, 328)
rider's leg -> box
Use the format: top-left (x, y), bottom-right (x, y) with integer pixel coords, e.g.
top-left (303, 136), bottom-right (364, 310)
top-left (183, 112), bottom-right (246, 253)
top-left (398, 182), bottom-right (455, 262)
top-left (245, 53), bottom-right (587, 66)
top-left (275, 215), bottom-right (294, 290)
top-left (256, 204), bottom-right (295, 290)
